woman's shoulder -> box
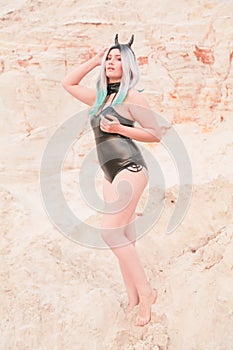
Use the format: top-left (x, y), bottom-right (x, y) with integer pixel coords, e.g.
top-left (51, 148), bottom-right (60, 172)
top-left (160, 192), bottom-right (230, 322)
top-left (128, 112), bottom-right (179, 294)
top-left (125, 89), bottom-right (150, 108)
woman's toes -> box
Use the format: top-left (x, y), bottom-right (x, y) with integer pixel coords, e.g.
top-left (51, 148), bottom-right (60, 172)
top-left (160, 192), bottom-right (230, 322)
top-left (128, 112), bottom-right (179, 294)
top-left (135, 316), bottom-right (150, 327)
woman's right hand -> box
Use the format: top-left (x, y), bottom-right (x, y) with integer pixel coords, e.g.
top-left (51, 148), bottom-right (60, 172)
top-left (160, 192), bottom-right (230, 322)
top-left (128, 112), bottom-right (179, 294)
top-left (91, 48), bottom-right (108, 66)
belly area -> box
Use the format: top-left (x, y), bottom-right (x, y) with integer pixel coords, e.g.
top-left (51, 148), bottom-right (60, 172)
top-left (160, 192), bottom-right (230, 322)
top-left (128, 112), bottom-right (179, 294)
top-left (96, 135), bottom-right (134, 168)
top-left (96, 135), bottom-right (147, 182)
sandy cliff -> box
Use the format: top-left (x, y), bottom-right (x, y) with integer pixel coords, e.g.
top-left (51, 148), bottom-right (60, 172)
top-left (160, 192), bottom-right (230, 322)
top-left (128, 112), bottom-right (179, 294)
top-left (1, 0), bottom-right (233, 349)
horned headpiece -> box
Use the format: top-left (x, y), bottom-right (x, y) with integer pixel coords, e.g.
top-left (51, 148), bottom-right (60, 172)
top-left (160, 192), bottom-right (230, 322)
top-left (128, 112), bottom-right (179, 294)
top-left (114, 34), bottom-right (134, 48)
top-left (109, 34), bottom-right (135, 55)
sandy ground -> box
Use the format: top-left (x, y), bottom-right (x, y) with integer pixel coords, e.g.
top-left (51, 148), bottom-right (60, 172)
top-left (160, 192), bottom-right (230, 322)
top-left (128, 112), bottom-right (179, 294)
top-left (1, 0), bottom-right (233, 348)
top-left (1, 116), bottom-right (233, 349)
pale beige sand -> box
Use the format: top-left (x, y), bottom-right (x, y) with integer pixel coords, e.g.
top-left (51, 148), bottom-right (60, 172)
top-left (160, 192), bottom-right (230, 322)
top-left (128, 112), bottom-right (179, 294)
top-left (1, 0), bottom-right (233, 349)
top-left (1, 120), bottom-right (233, 349)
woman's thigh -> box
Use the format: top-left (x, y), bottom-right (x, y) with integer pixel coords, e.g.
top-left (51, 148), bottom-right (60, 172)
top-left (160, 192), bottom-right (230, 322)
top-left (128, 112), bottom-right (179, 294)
top-left (102, 168), bottom-right (148, 229)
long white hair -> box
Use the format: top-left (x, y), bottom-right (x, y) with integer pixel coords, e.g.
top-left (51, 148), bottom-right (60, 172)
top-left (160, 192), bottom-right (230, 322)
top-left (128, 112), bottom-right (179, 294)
top-left (89, 45), bottom-right (140, 116)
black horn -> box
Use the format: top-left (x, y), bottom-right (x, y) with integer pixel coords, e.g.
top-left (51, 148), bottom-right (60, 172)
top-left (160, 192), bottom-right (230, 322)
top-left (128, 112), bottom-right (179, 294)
top-left (115, 34), bottom-right (119, 46)
top-left (128, 34), bottom-right (134, 47)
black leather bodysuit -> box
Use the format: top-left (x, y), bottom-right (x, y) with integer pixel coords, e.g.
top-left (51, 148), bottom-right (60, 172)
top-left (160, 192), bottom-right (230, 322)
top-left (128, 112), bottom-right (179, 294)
top-left (90, 105), bottom-right (147, 183)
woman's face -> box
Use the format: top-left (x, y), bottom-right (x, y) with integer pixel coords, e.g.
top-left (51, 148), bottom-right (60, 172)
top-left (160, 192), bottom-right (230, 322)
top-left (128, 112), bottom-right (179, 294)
top-left (105, 48), bottom-right (122, 83)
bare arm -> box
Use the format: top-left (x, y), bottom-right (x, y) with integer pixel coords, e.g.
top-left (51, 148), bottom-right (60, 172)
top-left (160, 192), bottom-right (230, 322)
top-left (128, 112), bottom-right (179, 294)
top-left (117, 123), bottom-right (160, 142)
top-left (61, 49), bottom-right (107, 106)
top-left (127, 91), bottom-right (161, 142)
top-left (100, 91), bottom-right (162, 142)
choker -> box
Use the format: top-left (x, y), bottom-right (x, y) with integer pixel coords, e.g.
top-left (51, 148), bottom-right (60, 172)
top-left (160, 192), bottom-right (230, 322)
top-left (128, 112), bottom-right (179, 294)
top-left (107, 82), bottom-right (120, 96)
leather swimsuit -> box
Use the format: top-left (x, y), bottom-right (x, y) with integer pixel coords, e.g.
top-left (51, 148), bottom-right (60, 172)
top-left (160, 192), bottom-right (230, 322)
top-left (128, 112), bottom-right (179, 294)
top-left (90, 105), bottom-right (147, 183)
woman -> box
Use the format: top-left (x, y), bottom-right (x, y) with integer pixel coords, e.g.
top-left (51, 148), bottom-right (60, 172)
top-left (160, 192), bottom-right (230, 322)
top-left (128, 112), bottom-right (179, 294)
top-left (62, 34), bottom-right (161, 326)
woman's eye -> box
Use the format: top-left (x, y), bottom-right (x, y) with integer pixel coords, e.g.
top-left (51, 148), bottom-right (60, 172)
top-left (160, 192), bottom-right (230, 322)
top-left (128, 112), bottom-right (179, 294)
top-left (106, 56), bottom-right (121, 62)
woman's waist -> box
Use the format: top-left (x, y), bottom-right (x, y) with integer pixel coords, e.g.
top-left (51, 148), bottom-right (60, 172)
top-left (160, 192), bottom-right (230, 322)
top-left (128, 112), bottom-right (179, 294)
top-left (95, 135), bottom-right (142, 158)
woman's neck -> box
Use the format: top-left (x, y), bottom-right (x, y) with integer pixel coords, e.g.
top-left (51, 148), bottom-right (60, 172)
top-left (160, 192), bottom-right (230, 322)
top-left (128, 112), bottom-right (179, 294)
top-left (107, 82), bottom-right (120, 96)
top-left (108, 79), bottom-right (121, 83)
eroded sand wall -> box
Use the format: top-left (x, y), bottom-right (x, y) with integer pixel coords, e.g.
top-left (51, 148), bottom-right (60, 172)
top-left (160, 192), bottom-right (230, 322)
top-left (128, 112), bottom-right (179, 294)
top-left (1, 1), bottom-right (233, 349)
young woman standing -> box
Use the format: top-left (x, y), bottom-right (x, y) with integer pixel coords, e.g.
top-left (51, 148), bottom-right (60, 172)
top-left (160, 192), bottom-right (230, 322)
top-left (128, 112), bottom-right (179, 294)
top-left (62, 34), bottom-right (161, 326)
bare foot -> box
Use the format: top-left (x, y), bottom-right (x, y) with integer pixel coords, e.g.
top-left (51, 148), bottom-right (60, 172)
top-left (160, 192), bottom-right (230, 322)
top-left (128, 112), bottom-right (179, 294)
top-left (135, 289), bottom-right (157, 326)
top-left (126, 296), bottom-right (139, 314)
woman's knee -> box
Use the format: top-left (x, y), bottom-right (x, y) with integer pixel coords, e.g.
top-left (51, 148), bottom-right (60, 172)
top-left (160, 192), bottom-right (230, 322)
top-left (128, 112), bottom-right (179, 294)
top-left (101, 214), bottom-right (130, 247)
top-left (101, 225), bottom-right (127, 248)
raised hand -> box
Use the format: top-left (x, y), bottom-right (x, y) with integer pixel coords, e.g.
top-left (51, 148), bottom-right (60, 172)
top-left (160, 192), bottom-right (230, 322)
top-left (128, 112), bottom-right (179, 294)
top-left (92, 48), bottom-right (108, 66)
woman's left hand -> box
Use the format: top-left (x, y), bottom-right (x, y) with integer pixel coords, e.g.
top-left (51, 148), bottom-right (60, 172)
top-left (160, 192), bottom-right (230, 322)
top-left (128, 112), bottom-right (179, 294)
top-left (100, 114), bottom-right (121, 133)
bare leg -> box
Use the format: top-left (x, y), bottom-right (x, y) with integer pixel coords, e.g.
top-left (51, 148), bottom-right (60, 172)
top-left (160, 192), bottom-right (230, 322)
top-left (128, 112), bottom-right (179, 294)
top-left (111, 236), bottom-right (157, 326)
top-left (103, 179), bottom-right (139, 312)
top-left (120, 216), bottom-right (139, 313)
top-left (119, 261), bottom-right (139, 313)
top-left (102, 169), bottom-right (157, 326)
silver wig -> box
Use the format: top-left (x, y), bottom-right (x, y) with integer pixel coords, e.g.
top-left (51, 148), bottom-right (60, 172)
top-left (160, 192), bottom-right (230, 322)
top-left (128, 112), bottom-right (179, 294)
top-left (89, 34), bottom-right (140, 116)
